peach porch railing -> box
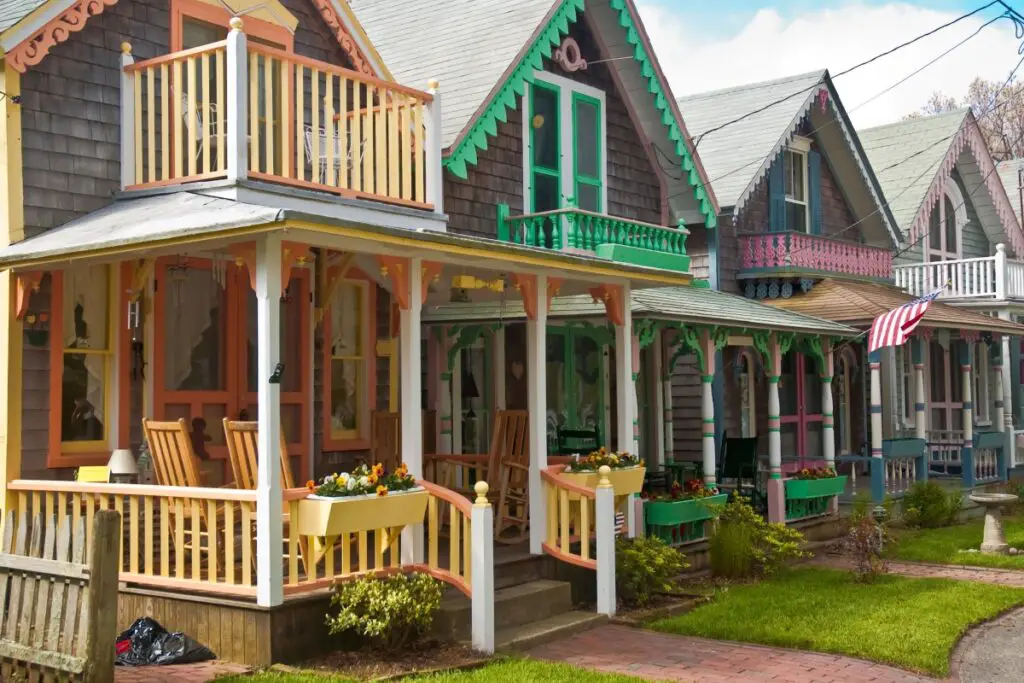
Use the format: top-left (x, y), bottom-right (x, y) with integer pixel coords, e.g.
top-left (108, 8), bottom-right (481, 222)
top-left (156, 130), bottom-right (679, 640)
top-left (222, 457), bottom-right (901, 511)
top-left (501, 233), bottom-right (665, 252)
top-left (120, 22), bottom-right (439, 210)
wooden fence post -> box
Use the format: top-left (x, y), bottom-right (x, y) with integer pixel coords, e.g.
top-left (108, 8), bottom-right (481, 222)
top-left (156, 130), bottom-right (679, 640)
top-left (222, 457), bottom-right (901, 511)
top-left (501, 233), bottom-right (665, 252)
top-left (83, 510), bottom-right (120, 683)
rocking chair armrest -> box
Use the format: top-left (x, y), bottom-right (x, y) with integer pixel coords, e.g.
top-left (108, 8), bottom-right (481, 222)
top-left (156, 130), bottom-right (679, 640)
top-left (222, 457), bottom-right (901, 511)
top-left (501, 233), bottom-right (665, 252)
top-left (503, 461), bottom-right (530, 473)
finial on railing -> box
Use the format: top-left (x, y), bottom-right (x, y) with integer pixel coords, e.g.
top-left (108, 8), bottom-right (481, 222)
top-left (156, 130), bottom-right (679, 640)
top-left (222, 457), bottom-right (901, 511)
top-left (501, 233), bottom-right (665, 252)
top-left (427, 79), bottom-right (439, 91)
top-left (597, 465), bottom-right (612, 488)
top-left (997, 243), bottom-right (1006, 253)
top-left (229, 16), bottom-right (244, 31)
top-left (474, 481), bottom-right (489, 506)
top-left (121, 42), bottom-right (132, 55)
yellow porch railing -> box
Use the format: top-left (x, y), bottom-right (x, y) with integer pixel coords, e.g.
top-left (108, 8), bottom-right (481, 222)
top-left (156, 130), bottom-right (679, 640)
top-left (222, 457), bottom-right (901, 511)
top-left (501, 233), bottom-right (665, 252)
top-left (541, 465), bottom-right (597, 570)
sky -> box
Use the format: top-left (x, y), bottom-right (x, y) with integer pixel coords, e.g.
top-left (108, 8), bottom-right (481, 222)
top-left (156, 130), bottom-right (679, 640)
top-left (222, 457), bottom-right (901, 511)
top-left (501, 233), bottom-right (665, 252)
top-left (636, 0), bottom-right (1024, 128)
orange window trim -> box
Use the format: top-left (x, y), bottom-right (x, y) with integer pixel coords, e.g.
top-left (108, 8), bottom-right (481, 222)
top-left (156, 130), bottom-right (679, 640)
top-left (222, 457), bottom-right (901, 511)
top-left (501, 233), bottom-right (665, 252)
top-left (170, 0), bottom-right (296, 52)
top-left (321, 268), bottom-right (377, 452)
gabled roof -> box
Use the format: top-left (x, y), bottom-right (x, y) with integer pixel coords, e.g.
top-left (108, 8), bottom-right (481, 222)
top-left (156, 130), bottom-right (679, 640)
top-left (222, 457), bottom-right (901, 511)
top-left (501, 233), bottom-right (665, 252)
top-left (351, 0), bottom-right (720, 228)
top-left (859, 109), bottom-right (1024, 255)
top-left (996, 157), bottom-right (1024, 225)
top-left (0, 0), bottom-right (43, 33)
top-left (422, 285), bottom-right (859, 337)
top-left (766, 279), bottom-right (1024, 335)
top-left (676, 69), bottom-right (897, 244)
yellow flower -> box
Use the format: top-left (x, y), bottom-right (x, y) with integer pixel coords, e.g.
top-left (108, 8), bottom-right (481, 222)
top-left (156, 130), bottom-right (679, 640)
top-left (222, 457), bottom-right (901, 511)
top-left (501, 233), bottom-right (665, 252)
top-left (367, 473), bottom-right (379, 486)
top-left (376, 485), bottom-right (389, 497)
top-left (305, 480), bottom-right (315, 491)
top-left (372, 463), bottom-right (385, 477)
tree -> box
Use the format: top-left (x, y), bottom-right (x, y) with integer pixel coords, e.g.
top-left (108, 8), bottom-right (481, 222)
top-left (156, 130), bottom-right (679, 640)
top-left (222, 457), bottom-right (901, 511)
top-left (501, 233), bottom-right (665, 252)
top-left (906, 77), bottom-right (1024, 161)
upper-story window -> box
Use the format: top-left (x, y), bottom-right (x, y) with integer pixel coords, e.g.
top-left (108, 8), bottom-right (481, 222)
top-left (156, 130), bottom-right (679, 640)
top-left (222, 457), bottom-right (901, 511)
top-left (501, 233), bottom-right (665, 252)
top-left (926, 178), bottom-right (967, 262)
top-left (524, 72), bottom-right (606, 213)
top-left (784, 137), bottom-right (810, 233)
top-left (171, 0), bottom-right (295, 51)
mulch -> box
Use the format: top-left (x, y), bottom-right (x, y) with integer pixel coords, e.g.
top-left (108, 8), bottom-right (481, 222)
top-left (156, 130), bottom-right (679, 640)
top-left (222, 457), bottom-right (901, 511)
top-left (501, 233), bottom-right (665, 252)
top-left (292, 641), bottom-right (489, 681)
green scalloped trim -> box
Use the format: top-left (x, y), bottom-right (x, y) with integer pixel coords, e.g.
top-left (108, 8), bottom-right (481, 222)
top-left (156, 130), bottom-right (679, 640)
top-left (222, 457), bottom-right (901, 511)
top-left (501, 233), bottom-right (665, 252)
top-left (442, 0), bottom-right (717, 230)
top-left (443, 0), bottom-right (584, 180)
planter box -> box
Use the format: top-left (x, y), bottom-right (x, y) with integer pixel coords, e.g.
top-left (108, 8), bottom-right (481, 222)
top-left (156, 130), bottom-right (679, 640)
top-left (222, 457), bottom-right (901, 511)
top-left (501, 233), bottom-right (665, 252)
top-left (784, 476), bottom-right (847, 500)
top-left (559, 466), bottom-right (646, 498)
top-left (296, 488), bottom-right (428, 538)
top-left (645, 494), bottom-right (729, 526)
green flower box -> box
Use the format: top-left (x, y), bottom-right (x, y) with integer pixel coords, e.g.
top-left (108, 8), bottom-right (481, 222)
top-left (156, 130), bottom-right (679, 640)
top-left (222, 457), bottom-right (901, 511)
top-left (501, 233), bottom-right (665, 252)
top-left (784, 475), bottom-right (847, 500)
top-left (645, 494), bottom-right (729, 526)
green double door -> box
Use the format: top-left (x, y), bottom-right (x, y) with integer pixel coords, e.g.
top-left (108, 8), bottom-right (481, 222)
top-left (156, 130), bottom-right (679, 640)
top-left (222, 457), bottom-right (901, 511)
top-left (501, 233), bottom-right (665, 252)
top-left (546, 325), bottom-right (608, 449)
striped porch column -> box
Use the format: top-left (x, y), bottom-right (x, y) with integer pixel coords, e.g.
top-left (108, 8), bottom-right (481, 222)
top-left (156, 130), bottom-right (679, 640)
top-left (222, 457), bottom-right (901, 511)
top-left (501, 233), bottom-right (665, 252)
top-left (868, 350), bottom-right (886, 503)
top-left (700, 330), bottom-right (717, 486)
top-left (766, 334), bottom-right (784, 523)
top-left (962, 342), bottom-right (975, 488)
top-left (912, 337), bottom-right (927, 441)
top-left (994, 341), bottom-right (1010, 482)
top-left (821, 338), bottom-right (835, 468)
top-left (632, 331), bottom-right (641, 458)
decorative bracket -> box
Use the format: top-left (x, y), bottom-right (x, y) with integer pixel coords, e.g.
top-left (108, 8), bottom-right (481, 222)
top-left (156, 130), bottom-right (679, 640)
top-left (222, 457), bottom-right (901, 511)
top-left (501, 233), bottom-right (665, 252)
top-left (588, 284), bottom-right (625, 326)
top-left (15, 271), bottom-right (44, 320)
top-left (421, 261), bottom-right (444, 304)
top-left (127, 258), bottom-right (154, 302)
top-left (378, 255), bottom-right (411, 310)
top-left (446, 323), bottom-right (501, 372)
top-left (8, 0), bottom-right (119, 73)
top-left (752, 330), bottom-right (794, 376)
top-left (512, 274), bottom-right (561, 320)
top-left (315, 251), bottom-right (355, 325)
top-left (228, 241), bottom-right (309, 292)
top-left (634, 319), bottom-right (664, 350)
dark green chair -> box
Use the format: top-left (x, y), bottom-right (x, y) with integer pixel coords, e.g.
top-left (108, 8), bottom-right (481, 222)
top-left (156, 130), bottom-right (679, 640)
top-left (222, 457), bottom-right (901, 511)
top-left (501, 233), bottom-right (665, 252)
top-left (555, 427), bottom-right (601, 456)
top-left (718, 433), bottom-right (762, 510)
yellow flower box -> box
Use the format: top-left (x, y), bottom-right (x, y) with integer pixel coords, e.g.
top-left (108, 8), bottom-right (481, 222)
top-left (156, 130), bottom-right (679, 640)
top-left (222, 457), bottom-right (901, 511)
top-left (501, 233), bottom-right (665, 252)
top-left (559, 466), bottom-right (646, 499)
top-left (296, 488), bottom-right (428, 538)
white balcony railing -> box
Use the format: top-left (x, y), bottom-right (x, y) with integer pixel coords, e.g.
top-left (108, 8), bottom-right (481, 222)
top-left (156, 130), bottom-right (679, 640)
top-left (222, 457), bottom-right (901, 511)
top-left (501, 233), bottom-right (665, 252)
top-left (893, 244), bottom-right (1024, 301)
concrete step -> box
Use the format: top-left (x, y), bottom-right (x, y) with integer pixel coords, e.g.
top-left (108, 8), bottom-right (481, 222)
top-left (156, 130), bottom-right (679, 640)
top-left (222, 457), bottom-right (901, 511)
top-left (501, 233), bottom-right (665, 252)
top-left (494, 611), bottom-right (607, 652)
top-left (434, 579), bottom-right (573, 642)
top-left (494, 550), bottom-right (546, 590)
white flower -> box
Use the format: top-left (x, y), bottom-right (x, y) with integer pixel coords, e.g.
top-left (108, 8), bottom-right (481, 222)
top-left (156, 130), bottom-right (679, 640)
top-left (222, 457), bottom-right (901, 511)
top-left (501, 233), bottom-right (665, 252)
top-left (358, 476), bottom-right (370, 488)
top-left (339, 472), bottom-right (350, 484)
top-left (347, 477), bottom-right (358, 491)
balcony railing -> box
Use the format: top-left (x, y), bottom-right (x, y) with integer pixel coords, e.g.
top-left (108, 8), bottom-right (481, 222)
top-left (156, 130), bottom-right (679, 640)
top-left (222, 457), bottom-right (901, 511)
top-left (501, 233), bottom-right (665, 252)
top-left (738, 231), bottom-right (892, 281)
top-left (119, 21), bottom-right (441, 212)
top-left (893, 246), bottom-right (1024, 300)
top-left (496, 204), bottom-right (691, 273)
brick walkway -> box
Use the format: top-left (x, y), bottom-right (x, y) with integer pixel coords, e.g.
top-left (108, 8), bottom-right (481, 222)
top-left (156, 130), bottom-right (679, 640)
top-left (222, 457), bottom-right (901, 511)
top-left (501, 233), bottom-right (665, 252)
top-left (528, 624), bottom-right (939, 682)
top-left (115, 662), bottom-right (250, 682)
top-left (811, 556), bottom-right (1024, 587)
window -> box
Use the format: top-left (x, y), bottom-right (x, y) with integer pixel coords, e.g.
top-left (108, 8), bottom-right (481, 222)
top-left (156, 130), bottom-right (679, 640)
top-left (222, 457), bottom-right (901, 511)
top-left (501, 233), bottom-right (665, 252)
top-left (835, 350), bottom-right (855, 455)
top-left (926, 179), bottom-right (966, 262)
top-left (975, 342), bottom-right (991, 424)
top-left (736, 350), bottom-right (757, 438)
top-left (323, 276), bottom-right (376, 449)
top-left (171, 0), bottom-right (294, 51)
top-left (784, 138), bottom-right (810, 233)
top-left (897, 345), bottom-right (914, 428)
top-left (50, 265), bottom-right (117, 464)
top-left (525, 72), bottom-right (606, 214)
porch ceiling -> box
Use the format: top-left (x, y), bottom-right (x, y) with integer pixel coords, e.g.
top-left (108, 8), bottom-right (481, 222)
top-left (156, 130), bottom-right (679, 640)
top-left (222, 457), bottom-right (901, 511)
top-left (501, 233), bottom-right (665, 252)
top-left (765, 279), bottom-right (1024, 336)
top-left (422, 285), bottom-right (860, 337)
top-left (0, 192), bottom-right (694, 289)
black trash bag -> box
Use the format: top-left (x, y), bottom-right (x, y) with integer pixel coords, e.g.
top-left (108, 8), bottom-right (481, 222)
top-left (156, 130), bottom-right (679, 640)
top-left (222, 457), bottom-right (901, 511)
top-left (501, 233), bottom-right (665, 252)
top-left (115, 617), bottom-right (216, 666)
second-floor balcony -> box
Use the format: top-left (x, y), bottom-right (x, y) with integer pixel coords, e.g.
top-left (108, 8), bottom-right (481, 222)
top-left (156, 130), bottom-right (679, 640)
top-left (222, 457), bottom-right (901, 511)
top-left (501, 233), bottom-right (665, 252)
top-left (738, 231), bottom-right (893, 282)
top-left (119, 21), bottom-right (441, 213)
top-left (893, 245), bottom-right (1024, 301)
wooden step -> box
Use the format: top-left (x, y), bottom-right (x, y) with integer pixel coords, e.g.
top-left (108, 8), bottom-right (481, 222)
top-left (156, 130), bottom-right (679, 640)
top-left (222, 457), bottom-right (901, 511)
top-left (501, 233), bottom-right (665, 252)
top-left (494, 611), bottom-right (607, 652)
top-left (433, 579), bottom-right (573, 642)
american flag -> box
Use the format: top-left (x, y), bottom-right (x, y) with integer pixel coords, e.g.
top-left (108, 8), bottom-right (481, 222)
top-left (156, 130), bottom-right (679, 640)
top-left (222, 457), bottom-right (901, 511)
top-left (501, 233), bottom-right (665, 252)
top-left (868, 288), bottom-right (943, 353)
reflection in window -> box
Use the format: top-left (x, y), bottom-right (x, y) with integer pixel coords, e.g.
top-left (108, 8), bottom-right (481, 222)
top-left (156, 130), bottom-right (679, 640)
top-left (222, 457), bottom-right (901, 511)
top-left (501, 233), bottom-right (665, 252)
top-left (328, 281), bottom-right (367, 440)
top-left (165, 268), bottom-right (225, 391)
top-left (60, 266), bottom-right (111, 443)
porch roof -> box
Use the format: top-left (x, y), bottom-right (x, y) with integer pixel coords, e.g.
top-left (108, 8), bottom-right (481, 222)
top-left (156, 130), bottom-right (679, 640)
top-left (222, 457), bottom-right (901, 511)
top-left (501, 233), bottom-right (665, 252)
top-left (422, 285), bottom-right (860, 336)
top-left (764, 279), bottom-right (1024, 335)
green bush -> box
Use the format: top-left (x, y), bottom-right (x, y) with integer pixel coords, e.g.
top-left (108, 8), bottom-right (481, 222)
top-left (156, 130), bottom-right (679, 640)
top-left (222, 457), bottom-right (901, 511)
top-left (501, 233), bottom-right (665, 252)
top-left (709, 494), bottom-right (807, 579)
top-left (616, 535), bottom-right (688, 607)
top-left (902, 481), bottom-right (961, 528)
top-left (326, 572), bottom-right (443, 652)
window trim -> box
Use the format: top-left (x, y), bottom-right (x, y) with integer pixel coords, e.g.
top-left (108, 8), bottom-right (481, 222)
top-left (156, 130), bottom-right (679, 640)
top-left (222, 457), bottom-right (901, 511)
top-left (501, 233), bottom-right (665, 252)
top-left (522, 70), bottom-right (607, 214)
top-left (924, 178), bottom-right (966, 262)
top-left (835, 347), bottom-right (857, 456)
top-left (171, 0), bottom-right (296, 52)
top-left (527, 79), bottom-right (561, 214)
top-left (321, 269), bottom-right (377, 451)
top-left (48, 265), bottom-right (122, 468)
top-left (736, 348), bottom-right (758, 438)
top-left (784, 136), bottom-right (811, 234)
top-left (571, 91), bottom-right (603, 211)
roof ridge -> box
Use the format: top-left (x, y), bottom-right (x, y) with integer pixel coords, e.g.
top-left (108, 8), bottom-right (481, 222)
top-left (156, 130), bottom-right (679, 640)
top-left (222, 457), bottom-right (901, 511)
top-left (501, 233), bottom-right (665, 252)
top-left (676, 69), bottom-right (826, 103)
top-left (859, 107), bottom-right (970, 135)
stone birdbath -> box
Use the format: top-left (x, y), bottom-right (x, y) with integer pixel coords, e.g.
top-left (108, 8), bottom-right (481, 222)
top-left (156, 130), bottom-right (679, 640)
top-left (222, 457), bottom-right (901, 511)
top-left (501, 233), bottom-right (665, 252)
top-left (969, 493), bottom-right (1019, 555)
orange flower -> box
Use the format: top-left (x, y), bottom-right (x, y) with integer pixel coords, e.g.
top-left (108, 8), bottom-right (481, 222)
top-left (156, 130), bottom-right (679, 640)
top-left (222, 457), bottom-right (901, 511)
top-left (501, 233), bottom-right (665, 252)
top-left (372, 463), bottom-right (385, 477)
top-left (376, 485), bottom-right (389, 497)
top-left (396, 463), bottom-right (409, 477)
top-left (367, 473), bottom-right (379, 486)
top-left (305, 480), bottom-right (316, 491)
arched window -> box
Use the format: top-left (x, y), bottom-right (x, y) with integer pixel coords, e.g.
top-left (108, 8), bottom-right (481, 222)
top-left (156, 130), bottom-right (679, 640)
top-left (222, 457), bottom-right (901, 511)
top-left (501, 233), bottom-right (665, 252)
top-left (926, 178), bottom-right (967, 262)
top-left (835, 347), bottom-right (858, 456)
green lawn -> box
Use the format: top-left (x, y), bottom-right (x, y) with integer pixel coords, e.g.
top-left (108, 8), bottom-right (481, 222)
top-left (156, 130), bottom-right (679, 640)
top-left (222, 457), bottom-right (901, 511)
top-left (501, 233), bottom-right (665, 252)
top-left (890, 516), bottom-right (1024, 569)
top-left (648, 567), bottom-right (1024, 676)
top-left (217, 659), bottom-right (644, 682)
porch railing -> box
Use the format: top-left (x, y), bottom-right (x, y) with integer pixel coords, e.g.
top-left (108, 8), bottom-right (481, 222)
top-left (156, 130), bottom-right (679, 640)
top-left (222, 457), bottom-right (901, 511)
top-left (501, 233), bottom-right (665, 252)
top-left (928, 430), bottom-right (964, 475)
top-left (893, 246), bottom-right (1024, 300)
top-left (836, 439), bottom-right (927, 503)
top-left (121, 23), bottom-right (440, 211)
top-left (968, 432), bottom-right (1007, 487)
top-left (496, 204), bottom-right (690, 272)
top-left (738, 231), bottom-right (892, 281)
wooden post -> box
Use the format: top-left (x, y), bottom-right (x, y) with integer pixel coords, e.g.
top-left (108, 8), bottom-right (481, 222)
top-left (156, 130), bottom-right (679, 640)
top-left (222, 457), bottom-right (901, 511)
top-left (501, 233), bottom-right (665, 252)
top-left (452, 349), bottom-right (463, 455)
top-left (821, 338), bottom-right (835, 468)
top-left (0, 272), bottom-right (23, 516)
top-left (527, 274), bottom-right (548, 555)
top-left (401, 258), bottom-right (424, 564)
top-left (699, 329), bottom-right (716, 486)
top-left (912, 338), bottom-right (927, 441)
top-left (226, 18), bottom-right (248, 183)
top-left (255, 233), bottom-right (284, 607)
top-left (661, 332), bottom-right (674, 465)
top-left (120, 43), bottom-right (136, 189)
top-left (84, 510), bottom-right (120, 682)
top-left (471, 481), bottom-right (494, 653)
top-left (999, 313), bottom-right (1017, 469)
top-left (615, 286), bottom-right (636, 537)
top-left (652, 330), bottom-right (665, 469)
top-left (766, 333), bottom-right (784, 523)
top-left (439, 330), bottom-right (454, 455)
top-left (424, 80), bottom-right (443, 215)
top-left (994, 341), bottom-right (1010, 482)
top-left (995, 244), bottom-right (1008, 301)
top-left (494, 327), bottom-right (506, 411)
top-left (595, 466), bottom-right (616, 617)
top-left (962, 342), bottom-right (975, 488)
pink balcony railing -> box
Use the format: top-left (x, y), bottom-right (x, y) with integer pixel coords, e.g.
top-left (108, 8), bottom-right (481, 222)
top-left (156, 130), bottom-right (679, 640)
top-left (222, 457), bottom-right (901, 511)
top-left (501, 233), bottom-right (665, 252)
top-left (739, 231), bottom-right (892, 281)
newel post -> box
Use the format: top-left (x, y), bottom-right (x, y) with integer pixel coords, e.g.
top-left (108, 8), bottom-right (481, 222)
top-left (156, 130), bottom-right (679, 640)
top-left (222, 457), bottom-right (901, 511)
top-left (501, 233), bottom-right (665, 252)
top-left (595, 466), bottom-right (617, 617)
top-left (120, 43), bottom-right (135, 190)
top-left (471, 481), bottom-right (495, 653)
top-left (995, 244), bottom-right (1008, 301)
top-left (424, 79), bottom-right (444, 215)
top-left (226, 18), bottom-right (248, 183)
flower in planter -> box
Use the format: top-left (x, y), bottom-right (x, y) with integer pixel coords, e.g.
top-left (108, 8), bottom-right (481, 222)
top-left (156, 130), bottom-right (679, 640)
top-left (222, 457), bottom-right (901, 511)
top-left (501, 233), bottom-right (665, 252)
top-left (566, 447), bottom-right (643, 472)
top-left (649, 479), bottom-right (719, 502)
top-left (376, 485), bottom-right (389, 497)
top-left (312, 463), bottom-right (417, 497)
top-left (793, 466), bottom-right (838, 481)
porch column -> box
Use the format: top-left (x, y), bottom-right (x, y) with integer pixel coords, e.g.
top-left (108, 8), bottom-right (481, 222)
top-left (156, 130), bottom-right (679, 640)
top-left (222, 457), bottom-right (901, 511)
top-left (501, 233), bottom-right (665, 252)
top-left (766, 333), bottom-right (784, 523)
top-left (868, 349), bottom-right (885, 503)
top-left (652, 330), bottom-right (665, 469)
top-left (401, 258), bottom-right (425, 563)
top-left (255, 234), bottom-right (284, 608)
top-left (999, 312), bottom-right (1017, 469)
top-left (661, 334), bottom-right (674, 465)
top-left (962, 342), bottom-right (975, 488)
top-left (439, 330), bottom-right (453, 455)
top-left (494, 327), bottom-right (506, 411)
top-left (0, 272), bottom-right (23, 513)
top-left (527, 275), bottom-right (548, 555)
top-left (616, 284), bottom-right (637, 537)
top-left (631, 329), bottom-right (641, 458)
top-left (994, 340), bottom-right (1010, 481)
top-left (912, 338), bottom-right (927, 440)
top-left (821, 338), bottom-right (835, 468)
top-left (226, 19), bottom-right (248, 183)
top-left (699, 330), bottom-right (716, 486)
top-left (452, 350), bottom-right (463, 454)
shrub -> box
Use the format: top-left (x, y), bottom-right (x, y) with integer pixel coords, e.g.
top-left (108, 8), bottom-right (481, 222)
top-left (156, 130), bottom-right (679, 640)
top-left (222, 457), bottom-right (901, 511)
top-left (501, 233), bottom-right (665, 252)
top-left (326, 572), bottom-right (443, 652)
top-left (616, 536), bottom-right (688, 608)
top-left (709, 494), bottom-right (807, 579)
top-left (901, 481), bottom-right (961, 528)
top-left (844, 496), bottom-right (892, 583)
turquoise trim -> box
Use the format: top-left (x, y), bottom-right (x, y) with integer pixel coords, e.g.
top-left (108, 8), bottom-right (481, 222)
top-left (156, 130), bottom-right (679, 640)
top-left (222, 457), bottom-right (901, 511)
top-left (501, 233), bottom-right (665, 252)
top-left (572, 91), bottom-right (603, 211)
top-left (528, 80), bottom-right (562, 213)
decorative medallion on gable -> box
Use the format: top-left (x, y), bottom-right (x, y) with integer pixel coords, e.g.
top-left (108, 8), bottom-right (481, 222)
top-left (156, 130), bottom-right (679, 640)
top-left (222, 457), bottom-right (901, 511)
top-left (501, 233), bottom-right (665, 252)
top-left (310, 0), bottom-right (374, 77)
top-left (553, 37), bottom-right (587, 72)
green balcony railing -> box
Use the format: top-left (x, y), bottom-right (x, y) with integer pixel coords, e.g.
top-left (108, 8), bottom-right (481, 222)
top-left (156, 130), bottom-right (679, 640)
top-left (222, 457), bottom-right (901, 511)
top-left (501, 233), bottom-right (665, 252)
top-left (496, 203), bottom-right (690, 273)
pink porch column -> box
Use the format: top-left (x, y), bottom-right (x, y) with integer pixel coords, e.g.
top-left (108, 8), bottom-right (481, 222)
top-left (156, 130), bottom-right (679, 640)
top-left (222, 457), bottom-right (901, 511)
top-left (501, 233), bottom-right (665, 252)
top-left (766, 333), bottom-right (785, 524)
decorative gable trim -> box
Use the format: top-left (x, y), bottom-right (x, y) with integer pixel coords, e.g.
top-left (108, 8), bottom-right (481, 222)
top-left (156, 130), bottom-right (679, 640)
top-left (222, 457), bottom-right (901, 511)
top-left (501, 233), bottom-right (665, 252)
top-left (311, 0), bottom-right (384, 78)
top-left (911, 115), bottom-right (1024, 256)
top-left (7, 0), bottom-right (117, 73)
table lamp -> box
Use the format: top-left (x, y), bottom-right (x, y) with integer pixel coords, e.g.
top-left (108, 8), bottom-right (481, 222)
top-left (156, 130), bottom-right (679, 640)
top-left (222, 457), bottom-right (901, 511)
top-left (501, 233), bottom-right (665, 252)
top-left (108, 448), bottom-right (139, 484)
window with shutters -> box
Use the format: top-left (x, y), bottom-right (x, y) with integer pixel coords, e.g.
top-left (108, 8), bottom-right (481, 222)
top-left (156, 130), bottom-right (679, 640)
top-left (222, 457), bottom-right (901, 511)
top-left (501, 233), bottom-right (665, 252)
top-left (784, 137), bottom-right (811, 234)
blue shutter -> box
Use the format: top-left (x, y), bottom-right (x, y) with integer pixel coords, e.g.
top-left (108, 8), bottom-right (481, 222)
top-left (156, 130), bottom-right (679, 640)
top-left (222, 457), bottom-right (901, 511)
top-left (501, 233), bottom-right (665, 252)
top-left (768, 152), bottom-right (786, 232)
top-left (809, 149), bottom-right (822, 235)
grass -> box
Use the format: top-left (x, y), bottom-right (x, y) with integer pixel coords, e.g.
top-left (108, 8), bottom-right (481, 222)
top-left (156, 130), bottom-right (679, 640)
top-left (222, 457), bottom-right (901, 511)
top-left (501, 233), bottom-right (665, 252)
top-left (648, 567), bottom-right (1024, 676)
top-left (890, 515), bottom-right (1024, 569)
top-left (216, 659), bottom-right (645, 682)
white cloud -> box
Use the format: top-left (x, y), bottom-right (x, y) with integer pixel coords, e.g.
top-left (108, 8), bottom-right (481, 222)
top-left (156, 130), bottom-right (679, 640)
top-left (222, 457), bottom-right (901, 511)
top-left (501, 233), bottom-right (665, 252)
top-left (636, 1), bottom-right (1023, 128)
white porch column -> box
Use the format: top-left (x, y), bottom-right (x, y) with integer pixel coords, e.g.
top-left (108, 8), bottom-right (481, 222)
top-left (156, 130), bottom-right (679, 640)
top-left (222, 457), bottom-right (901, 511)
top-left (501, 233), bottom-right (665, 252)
top-left (766, 333), bottom-right (785, 523)
top-left (631, 330), bottom-right (641, 458)
top-left (962, 342), bottom-right (975, 487)
top-left (652, 331), bottom-right (665, 469)
top-left (494, 327), bottom-right (506, 411)
top-left (439, 329), bottom-right (453, 455)
top-left (615, 284), bottom-right (635, 453)
top-left (452, 350), bottom-right (463, 454)
top-left (999, 313), bottom-right (1017, 468)
top-left (995, 343), bottom-right (1006, 435)
top-left (912, 338), bottom-right (927, 441)
top-left (527, 275), bottom-right (548, 555)
top-left (870, 350), bottom-right (883, 461)
top-left (821, 339), bottom-right (835, 468)
top-left (255, 234), bottom-right (283, 608)
top-left (698, 330), bottom-right (716, 485)
top-left (661, 333), bottom-right (674, 464)
top-left (226, 18), bottom-right (248, 183)
top-left (401, 258), bottom-right (424, 564)
top-left (119, 44), bottom-right (135, 190)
